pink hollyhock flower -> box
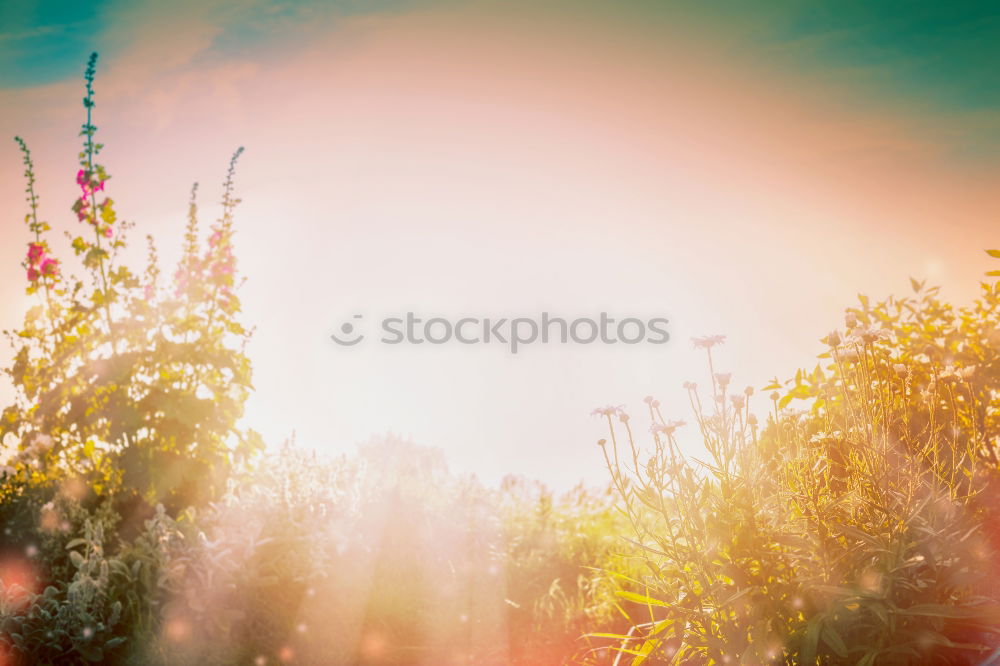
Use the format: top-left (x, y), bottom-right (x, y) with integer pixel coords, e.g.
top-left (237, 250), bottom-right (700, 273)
top-left (211, 261), bottom-right (234, 278)
top-left (26, 267), bottom-right (39, 282)
top-left (40, 258), bottom-right (59, 277)
top-left (208, 230), bottom-right (223, 247)
top-left (103, 226), bottom-right (112, 238)
top-left (27, 243), bottom-right (45, 265)
top-left (144, 285), bottom-right (154, 300)
top-left (76, 170), bottom-right (88, 186)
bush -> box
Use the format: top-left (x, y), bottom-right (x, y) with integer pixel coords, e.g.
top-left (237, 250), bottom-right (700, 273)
top-left (1, 53), bottom-right (261, 514)
top-left (596, 283), bottom-right (1000, 664)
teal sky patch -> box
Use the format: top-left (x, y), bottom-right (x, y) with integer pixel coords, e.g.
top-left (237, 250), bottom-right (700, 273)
top-left (3, 0), bottom-right (1000, 122)
top-left (625, 0), bottom-right (1000, 114)
top-left (0, 0), bottom-right (423, 89)
top-left (0, 0), bottom-right (107, 87)
top-left (762, 1), bottom-right (1000, 112)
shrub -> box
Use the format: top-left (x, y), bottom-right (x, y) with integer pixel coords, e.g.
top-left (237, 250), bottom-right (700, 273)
top-left (596, 283), bottom-right (1000, 664)
top-left (1, 53), bottom-right (261, 514)
top-left (1, 51), bottom-right (261, 665)
top-left (498, 476), bottom-right (636, 665)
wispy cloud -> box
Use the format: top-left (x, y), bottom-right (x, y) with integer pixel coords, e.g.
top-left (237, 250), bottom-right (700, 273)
top-left (0, 0), bottom-right (427, 89)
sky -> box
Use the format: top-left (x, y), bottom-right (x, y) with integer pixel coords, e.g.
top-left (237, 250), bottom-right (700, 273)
top-left (1, 0), bottom-right (999, 489)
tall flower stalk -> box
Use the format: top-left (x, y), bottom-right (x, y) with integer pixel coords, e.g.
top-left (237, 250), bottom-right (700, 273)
top-left (2, 53), bottom-right (262, 510)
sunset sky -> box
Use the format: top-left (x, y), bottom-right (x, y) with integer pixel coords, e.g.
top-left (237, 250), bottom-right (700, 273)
top-left (2, 0), bottom-right (999, 488)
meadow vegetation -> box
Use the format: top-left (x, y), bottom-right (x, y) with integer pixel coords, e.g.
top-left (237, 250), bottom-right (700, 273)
top-left (1, 54), bottom-right (998, 665)
top-left (595, 288), bottom-right (1000, 664)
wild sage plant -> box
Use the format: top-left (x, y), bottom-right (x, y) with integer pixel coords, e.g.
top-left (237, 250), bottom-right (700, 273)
top-left (597, 291), bottom-right (1000, 665)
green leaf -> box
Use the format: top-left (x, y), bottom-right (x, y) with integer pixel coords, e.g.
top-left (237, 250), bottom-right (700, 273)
top-left (823, 624), bottom-right (848, 658)
top-left (78, 644), bottom-right (103, 662)
top-left (899, 603), bottom-right (1000, 622)
top-left (802, 616), bottom-right (822, 664)
top-left (616, 590), bottom-right (671, 608)
top-left (857, 652), bottom-right (878, 666)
